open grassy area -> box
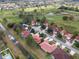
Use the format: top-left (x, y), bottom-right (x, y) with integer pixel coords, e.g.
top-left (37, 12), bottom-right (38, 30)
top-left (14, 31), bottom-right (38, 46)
top-left (0, 11), bottom-right (79, 34)
top-left (24, 5), bottom-right (57, 12)
top-left (0, 5), bottom-right (79, 33)
top-left (0, 5), bottom-right (58, 23)
top-left (0, 9), bottom-right (22, 23)
top-left (46, 14), bottom-right (79, 33)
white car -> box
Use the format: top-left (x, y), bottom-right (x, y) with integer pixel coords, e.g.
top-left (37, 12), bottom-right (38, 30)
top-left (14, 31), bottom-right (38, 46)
top-left (8, 35), bottom-right (15, 40)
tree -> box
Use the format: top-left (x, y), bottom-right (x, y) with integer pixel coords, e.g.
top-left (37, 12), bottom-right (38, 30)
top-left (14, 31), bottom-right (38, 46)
top-left (74, 41), bottom-right (79, 48)
top-left (75, 7), bottom-right (79, 12)
top-left (16, 56), bottom-right (20, 59)
top-left (34, 9), bottom-right (37, 13)
top-left (62, 16), bottom-right (68, 21)
top-left (40, 9), bottom-right (44, 14)
top-left (57, 32), bottom-right (62, 39)
top-left (47, 28), bottom-right (53, 35)
top-left (26, 35), bottom-right (39, 48)
top-left (18, 8), bottom-right (25, 18)
top-left (3, 18), bottom-right (7, 24)
top-left (42, 16), bottom-right (46, 20)
top-left (23, 14), bottom-right (34, 25)
top-left (18, 11), bottom-right (24, 18)
top-left (7, 23), bottom-right (15, 28)
top-left (14, 27), bottom-right (21, 34)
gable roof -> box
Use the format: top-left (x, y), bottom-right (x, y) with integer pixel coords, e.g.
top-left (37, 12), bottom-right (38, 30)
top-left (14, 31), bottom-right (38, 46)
top-left (22, 30), bottom-right (30, 38)
top-left (75, 35), bottom-right (79, 40)
top-left (52, 48), bottom-right (72, 59)
top-left (40, 41), bottom-right (57, 53)
top-left (32, 33), bottom-right (42, 43)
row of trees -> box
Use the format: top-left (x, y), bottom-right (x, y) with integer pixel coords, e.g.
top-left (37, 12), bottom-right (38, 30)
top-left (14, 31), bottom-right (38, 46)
top-left (62, 15), bottom-right (74, 21)
top-left (18, 8), bottom-right (47, 25)
top-left (59, 6), bottom-right (79, 12)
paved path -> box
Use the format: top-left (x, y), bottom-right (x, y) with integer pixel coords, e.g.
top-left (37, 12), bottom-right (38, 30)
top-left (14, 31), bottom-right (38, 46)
top-left (43, 31), bottom-right (79, 54)
top-left (54, 37), bottom-right (79, 54)
top-left (34, 26), bottom-right (79, 54)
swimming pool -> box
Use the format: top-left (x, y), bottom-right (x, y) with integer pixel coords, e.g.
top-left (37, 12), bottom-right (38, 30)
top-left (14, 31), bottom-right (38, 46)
top-left (2, 53), bottom-right (13, 59)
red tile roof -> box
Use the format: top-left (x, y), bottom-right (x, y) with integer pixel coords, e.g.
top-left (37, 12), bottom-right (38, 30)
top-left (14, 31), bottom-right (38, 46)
top-left (22, 30), bottom-right (30, 38)
top-left (32, 34), bottom-right (42, 43)
top-left (40, 41), bottom-right (57, 53)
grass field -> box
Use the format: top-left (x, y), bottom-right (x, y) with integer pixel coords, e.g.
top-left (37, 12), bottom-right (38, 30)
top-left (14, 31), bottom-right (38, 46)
top-left (46, 14), bottom-right (79, 33)
top-left (0, 5), bottom-right (57, 23)
top-left (0, 5), bottom-right (79, 33)
top-left (24, 5), bottom-right (56, 12)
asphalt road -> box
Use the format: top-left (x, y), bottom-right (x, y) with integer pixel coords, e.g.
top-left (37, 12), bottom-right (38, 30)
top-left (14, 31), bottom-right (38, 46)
top-left (0, 23), bottom-right (34, 59)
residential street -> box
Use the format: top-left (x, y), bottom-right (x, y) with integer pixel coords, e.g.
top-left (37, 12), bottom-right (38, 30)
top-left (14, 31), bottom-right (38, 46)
top-left (0, 23), bottom-right (34, 59)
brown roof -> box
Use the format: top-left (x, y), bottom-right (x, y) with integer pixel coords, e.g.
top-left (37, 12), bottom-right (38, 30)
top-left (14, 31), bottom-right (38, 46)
top-left (51, 48), bottom-right (72, 59)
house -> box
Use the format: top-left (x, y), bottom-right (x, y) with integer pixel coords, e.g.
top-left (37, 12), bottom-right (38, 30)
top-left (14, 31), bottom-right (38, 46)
top-left (43, 20), bottom-right (49, 27)
top-left (32, 33), bottom-right (42, 44)
top-left (21, 30), bottom-right (30, 38)
top-left (52, 48), bottom-right (72, 59)
top-left (44, 37), bottom-right (54, 42)
top-left (40, 40), bottom-right (57, 53)
top-left (69, 50), bottom-right (76, 56)
top-left (63, 32), bottom-right (74, 46)
top-left (32, 26), bottom-right (41, 33)
top-left (60, 29), bottom-right (66, 36)
top-left (36, 19), bottom-right (41, 26)
top-left (64, 32), bottom-right (73, 40)
top-left (31, 20), bottom-right (36, 26)
top-left (75, 35), bottom-right (79, 42)
top-left (22, 24), bottom-right (29, 30)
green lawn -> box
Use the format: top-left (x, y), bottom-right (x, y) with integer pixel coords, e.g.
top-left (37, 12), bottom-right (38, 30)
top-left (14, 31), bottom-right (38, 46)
top-left (0, 5), bottom-right (79, 33)
top-left (24, 5), bottom-right (57, 12)
top-left (46, 14), bottom-right (79, 33)
top-left (0, 9), bottom-right (22, 23)
top-left (6, 16), bottom-right (22, 23)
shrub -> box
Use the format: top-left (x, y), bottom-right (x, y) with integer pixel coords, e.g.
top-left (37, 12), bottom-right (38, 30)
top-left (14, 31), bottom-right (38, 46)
top-left (26, 35), bottom-right (39, 48)
top-left (62, 16), bottom-right (68, 21)
top-left (74, 41), bottom-right (79, 48)
top-left (57, 32), bottom-right (62, 39)
top-left (7, 23), bottom-right (15, 28)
